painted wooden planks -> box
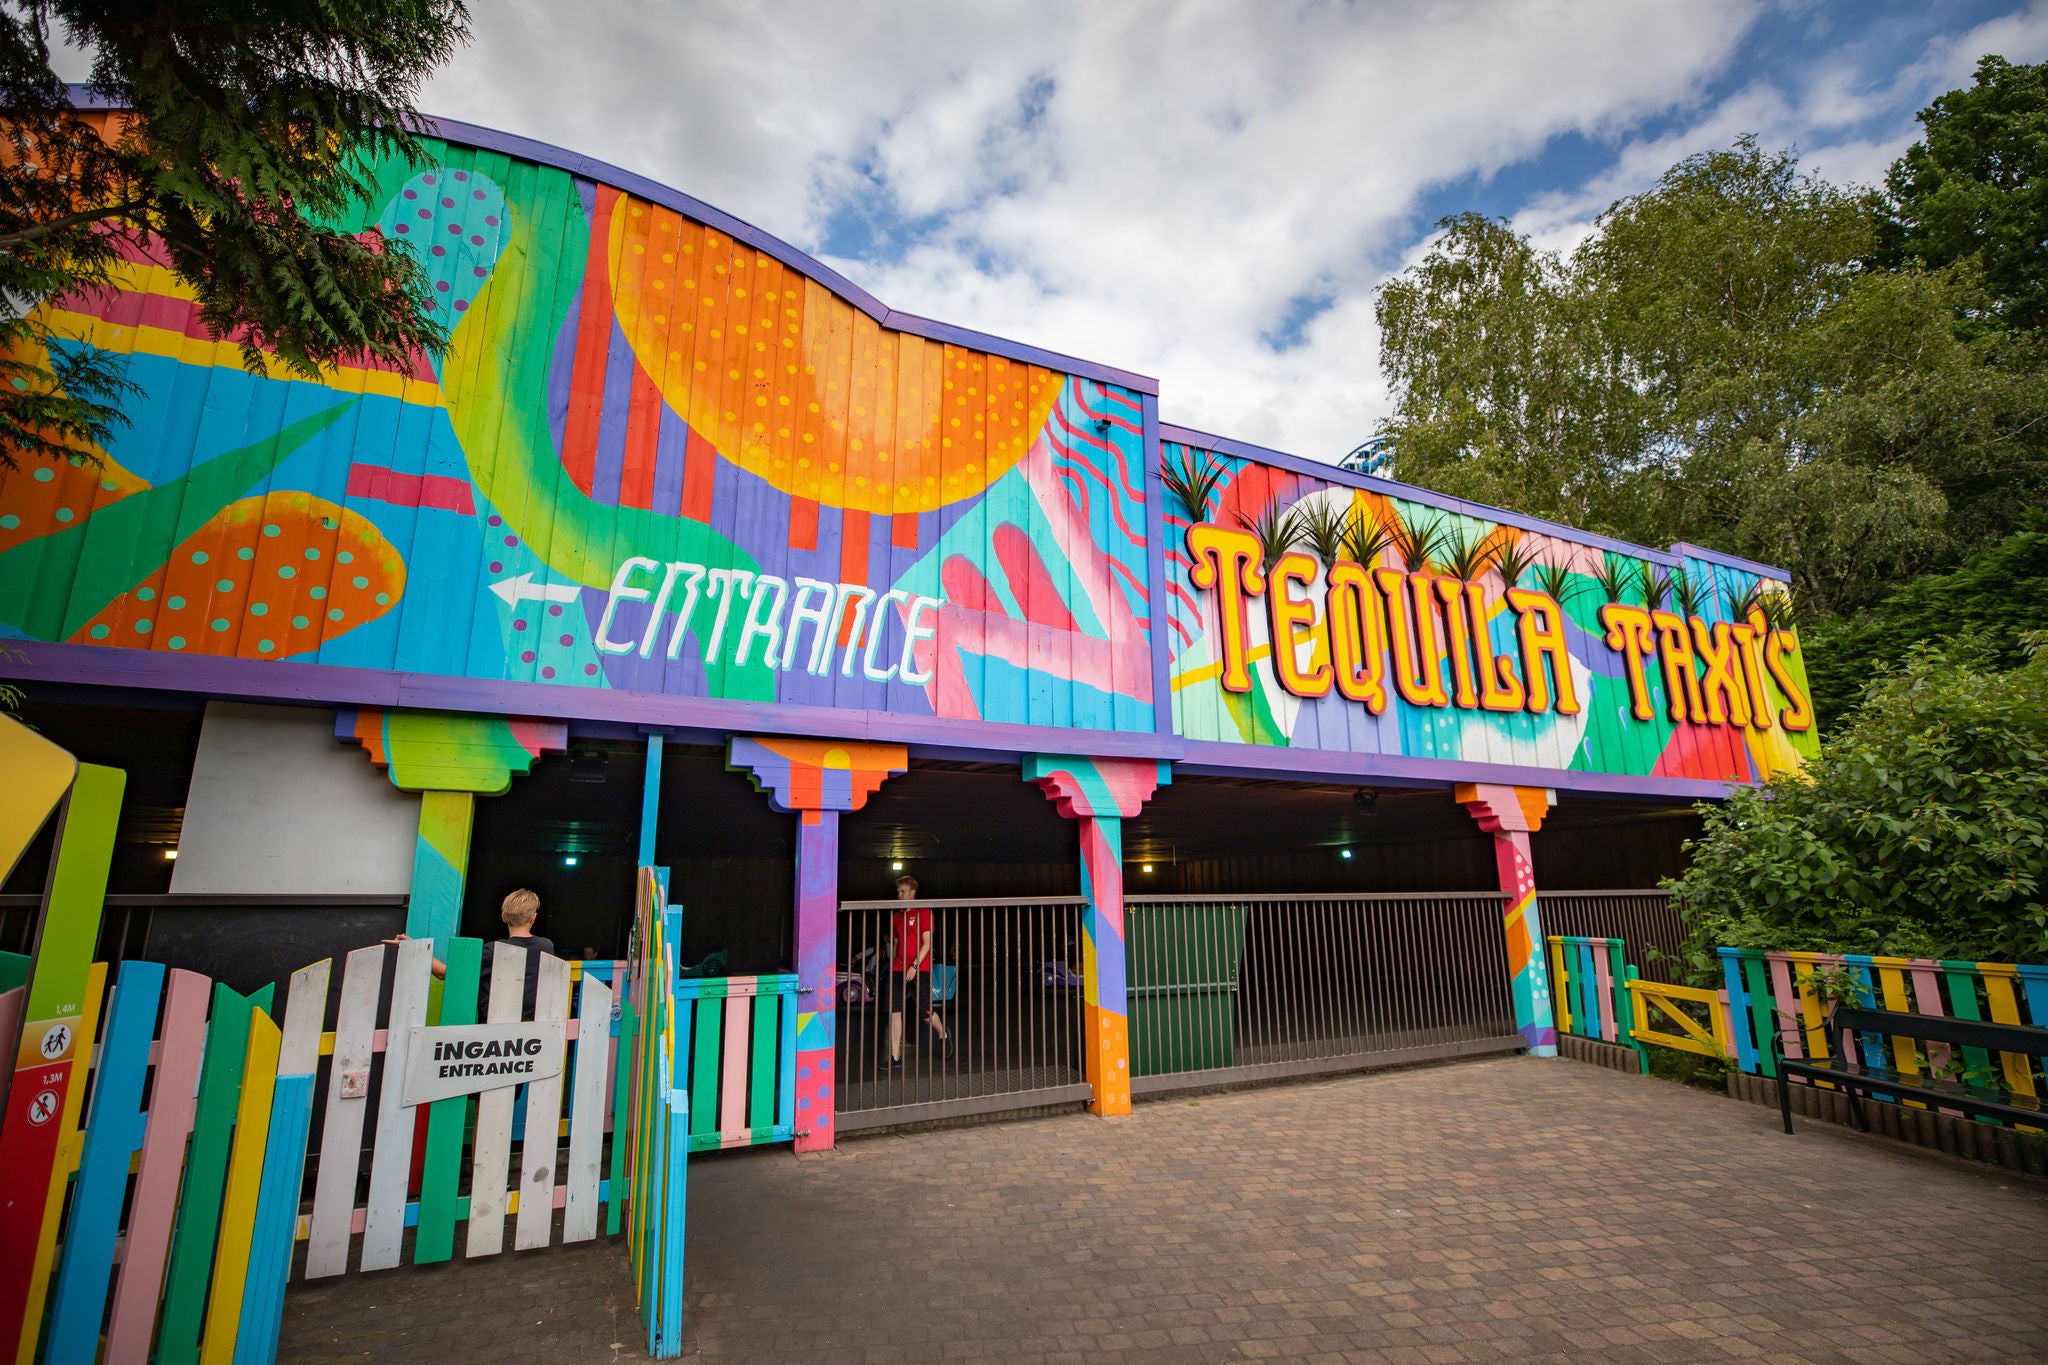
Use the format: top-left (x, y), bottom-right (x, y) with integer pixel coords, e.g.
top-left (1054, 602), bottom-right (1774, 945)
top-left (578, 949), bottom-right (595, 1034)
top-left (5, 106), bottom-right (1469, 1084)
top-left (156, 979), bottom-right (273, 1365)
top-left (197, 1007), bottom-right (282, 1365)
top-left (564, 971), bottom-right (613, 1243)
top-left (464, 944), bottom-right (527, 1257)
top-left (45, 960), bottom-right (163, 1362)
top-left (515, 954), bottom-right (573, 1251)
top-left (307, 945), bottom-right (384, 1277)
top-left (235, 1071), bottom-right (314, 1365)
top-left (415, 937), bottom-right (481, 1263)
top-left (361, 939), bottom-right (432, 1272)
top-left (720, 992), bottom-right (748, 1143)
top-left (104, 967), bottom-right (209, 1359)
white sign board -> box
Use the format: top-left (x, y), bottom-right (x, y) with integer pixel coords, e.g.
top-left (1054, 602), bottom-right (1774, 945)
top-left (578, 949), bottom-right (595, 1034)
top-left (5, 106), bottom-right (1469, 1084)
top-left (401, 1020), bottom-right (566, 1108)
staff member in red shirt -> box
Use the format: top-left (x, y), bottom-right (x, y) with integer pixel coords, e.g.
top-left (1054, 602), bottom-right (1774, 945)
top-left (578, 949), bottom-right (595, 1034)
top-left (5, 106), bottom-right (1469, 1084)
top-left (888, 874), bottom-right (952, 1066)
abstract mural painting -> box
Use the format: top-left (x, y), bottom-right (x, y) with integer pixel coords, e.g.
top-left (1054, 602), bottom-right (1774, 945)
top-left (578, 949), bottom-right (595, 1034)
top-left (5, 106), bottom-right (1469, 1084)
top-left (1161, 439), bottom-right (1818, 783)
top-left (0, 137), bottom-right (1157, 736)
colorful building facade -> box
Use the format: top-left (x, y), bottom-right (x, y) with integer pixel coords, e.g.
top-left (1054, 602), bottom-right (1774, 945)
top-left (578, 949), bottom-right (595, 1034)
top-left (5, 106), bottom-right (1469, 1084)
top-left (0, 109), bottom-right (1816, 1128)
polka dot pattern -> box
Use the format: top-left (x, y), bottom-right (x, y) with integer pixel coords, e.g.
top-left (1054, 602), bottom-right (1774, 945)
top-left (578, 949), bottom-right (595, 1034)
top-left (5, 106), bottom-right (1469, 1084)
top-left (378, 167), bottom-right (509, 318)
top-left (67, 489), bottom-right (405, 657)
top-left (603, 190), bottom-right (1058, 515)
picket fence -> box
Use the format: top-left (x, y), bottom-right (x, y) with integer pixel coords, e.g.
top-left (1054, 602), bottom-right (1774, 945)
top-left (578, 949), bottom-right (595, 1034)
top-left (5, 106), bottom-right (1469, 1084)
top-left (1717, 947), bottom-right (2048, 1091)
top-left (1548, 935), bottom-right (2048, 1116)
top-left (0, 868), bottom-right (797, 1364)
top-left (625, 865), bottom-right (689, 1358)
top-left (675, 973), bottom-right (798, 1152)
top-left (1548, 935), bottom-right (1648, 1072)
top-left (1, 943), bottom-right (627, 1364)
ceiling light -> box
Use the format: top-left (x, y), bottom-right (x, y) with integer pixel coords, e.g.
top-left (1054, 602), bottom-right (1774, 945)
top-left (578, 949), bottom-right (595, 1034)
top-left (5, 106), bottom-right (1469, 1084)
top-left (1141, 864), bottom-right (1154, 874)
top-left (562, 855), bottom-right (579, 867)
top-left (1340, 849), bottom-right (1353, 859)
top-left (891, 860), bottom-right (903, 871)
top-left (163, 849), bottom-right (178, 860)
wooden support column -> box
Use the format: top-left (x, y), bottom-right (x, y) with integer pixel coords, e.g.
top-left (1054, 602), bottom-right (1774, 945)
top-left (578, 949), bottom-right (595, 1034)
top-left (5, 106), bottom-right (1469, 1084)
top-left (337, 708), bottom-right (567, 960)
top-left (728, 738), bottom-right (908, 1152)
top-left (1024, 755), bottom-right (1171, 1117)
top-left (1456, 782), bottom-right (1559, 1056)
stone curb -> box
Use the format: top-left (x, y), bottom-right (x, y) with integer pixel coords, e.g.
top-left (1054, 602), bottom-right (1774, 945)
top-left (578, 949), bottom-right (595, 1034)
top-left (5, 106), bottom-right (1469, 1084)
top-left (1556, 1032), bottom-right (1647, 1073)
top-left (1722, 1068), bottom-right (2048, 1178)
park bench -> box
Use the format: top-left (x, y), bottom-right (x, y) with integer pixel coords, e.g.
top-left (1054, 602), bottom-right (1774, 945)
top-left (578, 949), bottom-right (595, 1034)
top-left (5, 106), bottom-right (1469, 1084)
top-left (1773, 1005), bottom-right (2048, 1136)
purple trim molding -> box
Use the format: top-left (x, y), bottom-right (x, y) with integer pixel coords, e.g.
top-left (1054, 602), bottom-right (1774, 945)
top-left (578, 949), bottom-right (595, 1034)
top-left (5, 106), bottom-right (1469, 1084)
top-left (6, 642), bottom-right (1740, 797)
top-left (1163, 422), bottom-right (1719, 573)
top-left (3, 640), bottom-right (1181, 761)
top-left (1668, 542), bottom-right (1791, 584)
top-left (58, 87), bottom-right (1155, 396)
top-left (1173, 738), bottom-right (1735, 801)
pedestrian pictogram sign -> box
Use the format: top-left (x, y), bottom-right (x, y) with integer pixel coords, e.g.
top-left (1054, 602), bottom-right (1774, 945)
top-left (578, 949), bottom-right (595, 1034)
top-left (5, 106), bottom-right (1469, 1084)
top-left (25, 1090), bottom-right (56, 1126)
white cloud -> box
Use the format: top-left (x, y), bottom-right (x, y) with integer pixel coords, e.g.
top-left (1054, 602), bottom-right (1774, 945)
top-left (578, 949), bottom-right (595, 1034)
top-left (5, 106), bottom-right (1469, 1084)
top-left (422, 0), bottom-right (2040, 464)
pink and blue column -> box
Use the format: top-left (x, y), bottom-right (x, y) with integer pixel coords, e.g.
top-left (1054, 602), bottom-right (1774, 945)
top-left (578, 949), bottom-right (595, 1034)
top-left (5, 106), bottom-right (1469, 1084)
top-left (1456, 782), bottom-right (1559, 1055)
top-left (1024, 755), bottom-right (1171, 1116)
top-left (729, 737), bottom-right (908, 1152)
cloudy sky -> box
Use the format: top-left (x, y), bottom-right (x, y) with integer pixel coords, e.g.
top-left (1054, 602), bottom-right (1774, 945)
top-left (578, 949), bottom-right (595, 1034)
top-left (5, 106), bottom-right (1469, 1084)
top-left (421, 0), bottom-right (2048, 463)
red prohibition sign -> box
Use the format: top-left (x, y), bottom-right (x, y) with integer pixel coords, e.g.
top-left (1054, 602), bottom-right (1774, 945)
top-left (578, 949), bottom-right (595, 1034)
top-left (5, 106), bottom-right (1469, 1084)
top-left (26, 1088), bottom-right (59, 1126)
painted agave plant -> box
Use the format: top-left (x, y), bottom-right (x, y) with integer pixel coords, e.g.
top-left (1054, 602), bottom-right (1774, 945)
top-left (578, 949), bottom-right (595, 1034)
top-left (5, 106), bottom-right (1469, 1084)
top-left (1668, 566), bottom-right (1709, 618)
top-left (1591, 552), bottom-right (1640, 605)
top-left (1295, 497), bottom-right (1350, 566)
top-left (1235, 500), bottom-right (1306, 571)
top-left (1724, 580), bottom-right (1768, 625)
top-left (1757, 585), bottom-right (1798, 634)
top-left (1641, 564), bottom-right (1672, 613)
top-left (1386, 510), bottom-right (1447, 573)
top-left (1159, 447), bottom-right (1228, 523)
top-left (1440, 523), bottom-right (1497, 583)
top-left (1491, 535), bottom-right (1540, 591)
top-left (1532, 556), bottom-right (1580, 605)
top-left (1340, 507), bottom-right (1395, 567)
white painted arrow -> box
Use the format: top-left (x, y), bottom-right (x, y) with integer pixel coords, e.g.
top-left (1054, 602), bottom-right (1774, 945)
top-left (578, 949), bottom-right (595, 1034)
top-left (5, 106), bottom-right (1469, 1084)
top-left (490, 572), bottom-right (583, 608)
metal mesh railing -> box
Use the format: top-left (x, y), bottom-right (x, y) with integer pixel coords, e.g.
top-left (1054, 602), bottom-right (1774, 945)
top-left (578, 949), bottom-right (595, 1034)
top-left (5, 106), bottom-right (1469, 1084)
top-left (1537, 891), bottom-right (1688, 972)
top-left (1123, 893), bottom-right (1523, 1093)
top-left (834, 898), bottom-right (1089, 1128)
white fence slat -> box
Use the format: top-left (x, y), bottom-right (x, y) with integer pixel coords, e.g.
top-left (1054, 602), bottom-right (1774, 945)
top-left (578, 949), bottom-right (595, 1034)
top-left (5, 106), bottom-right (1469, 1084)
top-left (463, 945), bottom-right (527, 1257)
top-left (279, 959), bottom-right (331, 1075)
top-left (361, 939), bottom-right (432, 1272)
top-left (305, 946), bottom-right (384, 1279)
top-left (514, 955), bottom-right (572, 1251)
top-left (562, 973), bottom-right (612, 1243)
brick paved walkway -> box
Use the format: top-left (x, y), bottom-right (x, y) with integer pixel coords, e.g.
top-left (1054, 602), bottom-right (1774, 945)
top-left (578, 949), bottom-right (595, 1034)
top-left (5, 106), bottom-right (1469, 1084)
top-left (279, 1056), bottom-right (2048, 1362)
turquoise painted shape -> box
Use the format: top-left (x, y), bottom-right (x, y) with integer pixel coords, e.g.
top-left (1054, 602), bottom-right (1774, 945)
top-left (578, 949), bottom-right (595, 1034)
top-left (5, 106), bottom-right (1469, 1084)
top-left (45, 960), bottom-right (164, 1362)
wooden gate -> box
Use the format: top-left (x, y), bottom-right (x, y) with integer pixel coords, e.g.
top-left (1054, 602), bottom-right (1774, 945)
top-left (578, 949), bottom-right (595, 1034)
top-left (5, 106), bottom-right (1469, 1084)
top-left (2, 944), bottom-right (624, 1363)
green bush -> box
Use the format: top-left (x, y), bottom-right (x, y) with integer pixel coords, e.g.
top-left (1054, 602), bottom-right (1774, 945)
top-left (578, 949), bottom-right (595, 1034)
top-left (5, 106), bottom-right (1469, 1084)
top-left (1669, 636), bottom-right (2048, 972)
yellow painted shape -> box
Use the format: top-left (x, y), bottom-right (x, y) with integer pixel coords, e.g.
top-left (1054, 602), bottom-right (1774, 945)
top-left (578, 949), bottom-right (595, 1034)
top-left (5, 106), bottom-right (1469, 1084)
top-left (41, 308), bottom-right (441, 409)
top-left (1625, 978), bottom-right (1731, 1059)
top-left (0, 717), bottom-right (75, 885)
top-left (1786, 954), bottom-right (1833, 1064)
top-left (1870, 957), bottom-right (1923, 1087)
top-left (1171, 642), bottom-right (1275, 692)
top-left (14, 961), bottom-right (105, 1365)
top-left (198, 1011), bottom-right (282, 1365)
top-left (1547, 937), bottom-right (1572, 1033)
top-left (1980, 966), bottom-right (2039, 1101)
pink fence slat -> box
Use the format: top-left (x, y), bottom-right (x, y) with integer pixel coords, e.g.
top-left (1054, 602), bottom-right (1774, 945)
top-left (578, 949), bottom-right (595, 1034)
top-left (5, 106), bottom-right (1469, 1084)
top-left (1906, 959), bottom-right (1965, 1115)
top-left (721, 991), bottom-right (750, 1143)
top-left (1592, 949), bottom-right (1617, 1043)
top-left (1766, 955), bottom-right (1803, 1062)
top-left (102, 968), bottom-right (209, 1361)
